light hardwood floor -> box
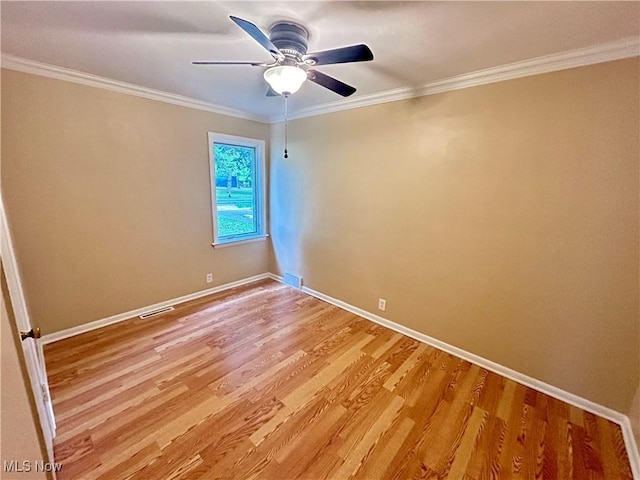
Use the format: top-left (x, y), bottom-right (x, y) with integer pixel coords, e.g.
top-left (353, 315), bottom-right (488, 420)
top-left (45, 279), bottom-right (633, 479)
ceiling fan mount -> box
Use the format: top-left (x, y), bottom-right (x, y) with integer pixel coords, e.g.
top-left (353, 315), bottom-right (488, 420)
top-left (192, 16), bottom-right (373, 97)
top-left (269, 22), bottom-right (309, 61)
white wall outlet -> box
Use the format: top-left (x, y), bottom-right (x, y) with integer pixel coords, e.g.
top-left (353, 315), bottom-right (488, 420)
top-left (378, 298), bottom-right (386, 312)
top-left (206, 273), bottom-right (213, 284)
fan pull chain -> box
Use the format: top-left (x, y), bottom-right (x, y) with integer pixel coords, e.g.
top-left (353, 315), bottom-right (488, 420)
top-left (284, 94), bottom-right (289, 159)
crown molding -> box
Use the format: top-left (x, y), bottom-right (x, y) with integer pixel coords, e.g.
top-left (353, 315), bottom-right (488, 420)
top-left (0, 54), bottom-right (270, 124)
top-left (3, 36), bottom-right (638, 125)
top-left (274, 36), bottom-right (640, 122)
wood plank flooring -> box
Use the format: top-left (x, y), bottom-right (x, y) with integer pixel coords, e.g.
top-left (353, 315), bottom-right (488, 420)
top-left (44, 279), bottom-right (633, 479)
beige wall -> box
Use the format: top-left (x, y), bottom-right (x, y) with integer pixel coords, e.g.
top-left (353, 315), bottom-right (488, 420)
top-left (1, 69), bottom-right (270, 335)
top-left (2, 59), bottom-right (638, 413)
top-left (1, 266), bottom-right (48, 479)
top-left (270, 58), bottom-right (640, 412)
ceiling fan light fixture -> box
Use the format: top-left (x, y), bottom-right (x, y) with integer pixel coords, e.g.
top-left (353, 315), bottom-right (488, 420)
top-left (263, 65), bottom-right (307, 95)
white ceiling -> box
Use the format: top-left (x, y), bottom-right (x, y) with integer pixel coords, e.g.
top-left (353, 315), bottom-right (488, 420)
top-left (2, 1), bottom-right (639, 121)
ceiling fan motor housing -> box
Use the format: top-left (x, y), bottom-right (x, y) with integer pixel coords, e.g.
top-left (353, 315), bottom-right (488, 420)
top-left (269, 22), bottom-right (309, 60)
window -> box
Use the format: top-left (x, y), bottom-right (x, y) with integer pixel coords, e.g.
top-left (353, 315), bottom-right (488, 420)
top-left (208, 132), bottom-right (266, 246)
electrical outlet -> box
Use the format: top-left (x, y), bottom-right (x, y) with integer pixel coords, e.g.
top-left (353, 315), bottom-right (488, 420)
top-left (378, 298), bottom-right (386, 312)
top-left (206, 273), bottom-right (213, 283)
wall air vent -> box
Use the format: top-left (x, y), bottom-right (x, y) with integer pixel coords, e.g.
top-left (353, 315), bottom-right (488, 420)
top-left (284, 273), bottom-right (303, 290)
top-left (139, 306), bottom-right (174, 319)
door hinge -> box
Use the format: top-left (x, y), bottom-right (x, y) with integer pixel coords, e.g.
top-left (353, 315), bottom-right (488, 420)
top-left (40, 384), bottom-right (49, 403)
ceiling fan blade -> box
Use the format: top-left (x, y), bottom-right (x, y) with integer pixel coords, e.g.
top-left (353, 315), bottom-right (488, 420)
top-left (266, 87), bottom-right (280, 97)
top-left (229, 16), bottom-right (284, 61)
top-left (307, 69), bottom-right (356, 97)
top-left (192, 61), bottom-right (268, 66)
top-left (303, 44), bottom-right (373, 66)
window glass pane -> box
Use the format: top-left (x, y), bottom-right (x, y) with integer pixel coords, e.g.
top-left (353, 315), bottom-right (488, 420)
top-left (214, 142), bottom-right (257, 238)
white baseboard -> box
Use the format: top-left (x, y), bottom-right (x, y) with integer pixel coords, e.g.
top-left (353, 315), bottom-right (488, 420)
top-left (39, 273), bottom-right (272, 346)
top-left (268, 273), bottom-right (285, 283)
top-left (283, 278), bottom-right (639, 478)
top-left (621, 416), bottom-right (640, 479)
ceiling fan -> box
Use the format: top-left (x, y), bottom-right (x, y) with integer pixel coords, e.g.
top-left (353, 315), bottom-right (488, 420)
top-left (193, 16), bottom-right (374, 97)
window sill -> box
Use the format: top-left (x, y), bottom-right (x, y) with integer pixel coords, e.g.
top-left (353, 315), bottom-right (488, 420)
top-left (212, 234), bottom-right (269, 249)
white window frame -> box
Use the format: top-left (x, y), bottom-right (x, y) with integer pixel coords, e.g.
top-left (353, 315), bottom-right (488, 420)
top-left (208, 132), bottom-right (267, 248)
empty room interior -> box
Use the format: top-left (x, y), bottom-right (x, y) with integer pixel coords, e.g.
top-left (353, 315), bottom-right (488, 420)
top-left (1, 1), bottom-right (640, 479)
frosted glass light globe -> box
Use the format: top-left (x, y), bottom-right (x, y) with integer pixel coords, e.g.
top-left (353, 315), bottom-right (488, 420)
top-left (263, 66), bottom-right (307, 95)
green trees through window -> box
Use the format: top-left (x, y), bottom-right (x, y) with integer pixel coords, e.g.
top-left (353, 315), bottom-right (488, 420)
top-left (209, 134), bottom-right (265, 245)
top-left (214, 143), bottom-right (257, 238)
